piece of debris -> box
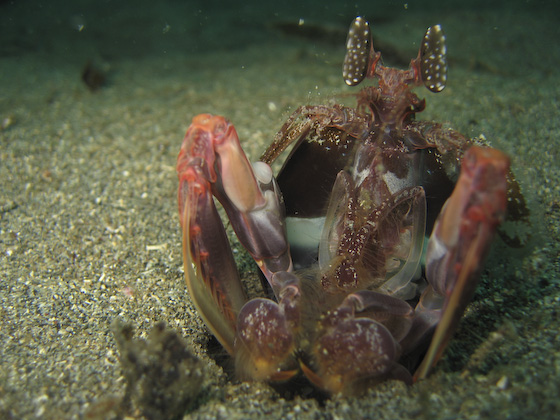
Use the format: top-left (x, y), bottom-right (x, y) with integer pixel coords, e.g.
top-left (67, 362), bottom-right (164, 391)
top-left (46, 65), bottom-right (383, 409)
top-left (109, 320), bottom-right (206, 419)
top-left (81, 60), bottom-right (106, 92)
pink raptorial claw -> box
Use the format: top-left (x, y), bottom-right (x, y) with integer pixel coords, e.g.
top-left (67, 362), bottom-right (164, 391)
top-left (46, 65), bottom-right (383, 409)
top-left (177, 115), bottom-right (249, 355)
top-left (414, 146), bottom-right (510, 380)
top-left (177, 114), bottom-right (292, 356)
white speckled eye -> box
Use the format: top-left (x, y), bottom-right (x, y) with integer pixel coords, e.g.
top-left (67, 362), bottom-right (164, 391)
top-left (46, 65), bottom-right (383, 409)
top-left (343, 17), bottom-right (371, 86)
top-left (420, 25), bottom-right (447, 93)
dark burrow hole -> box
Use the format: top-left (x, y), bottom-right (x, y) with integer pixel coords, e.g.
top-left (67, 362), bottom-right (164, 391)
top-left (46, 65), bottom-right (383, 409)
top-left (204, 334), bottom-right (235, 378)
top-left (204, 335), bottom-right (330, 404)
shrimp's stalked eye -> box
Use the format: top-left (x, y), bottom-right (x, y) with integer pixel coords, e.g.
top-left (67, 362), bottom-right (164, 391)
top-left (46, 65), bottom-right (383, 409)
top-left (343, 17), bottom-right (371, 87)
top-left (420, 25), bottom-right (448, 93)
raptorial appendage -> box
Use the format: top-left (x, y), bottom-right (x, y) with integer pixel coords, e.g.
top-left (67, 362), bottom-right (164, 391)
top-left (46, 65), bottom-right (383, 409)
top-left (414, 146), bottom-right (510, 380)
top-left (177, 114), bottom-right (300, 380)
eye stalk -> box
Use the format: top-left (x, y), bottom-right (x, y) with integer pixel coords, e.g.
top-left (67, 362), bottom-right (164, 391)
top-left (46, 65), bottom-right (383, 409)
top-left (420, 25), bottom-right (448, 93)
top-left (342, 18), bottom-right (448, 94)
top-left (343, 17), bottom-right (372, 87)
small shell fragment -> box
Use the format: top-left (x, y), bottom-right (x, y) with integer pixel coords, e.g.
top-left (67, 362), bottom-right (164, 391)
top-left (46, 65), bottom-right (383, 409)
top-left (496, 375), bottom-right (509, 390)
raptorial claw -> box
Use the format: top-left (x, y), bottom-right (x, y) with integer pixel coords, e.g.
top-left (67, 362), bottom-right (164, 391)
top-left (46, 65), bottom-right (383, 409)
top-left (177, 115), bottom-right (250, 354)
top-left (177, 114), bottom-right (292, 355)
top-left (414, 146), bottom-right (510, 380)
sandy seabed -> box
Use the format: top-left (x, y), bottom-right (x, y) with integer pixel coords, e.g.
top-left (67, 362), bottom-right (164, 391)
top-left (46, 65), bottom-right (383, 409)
top-left (1, 2), bottom-right (559, 419)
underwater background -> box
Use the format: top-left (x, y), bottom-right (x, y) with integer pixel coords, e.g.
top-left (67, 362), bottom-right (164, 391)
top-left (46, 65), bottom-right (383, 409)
top-left (1, 0), bottom-right (559, 418)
